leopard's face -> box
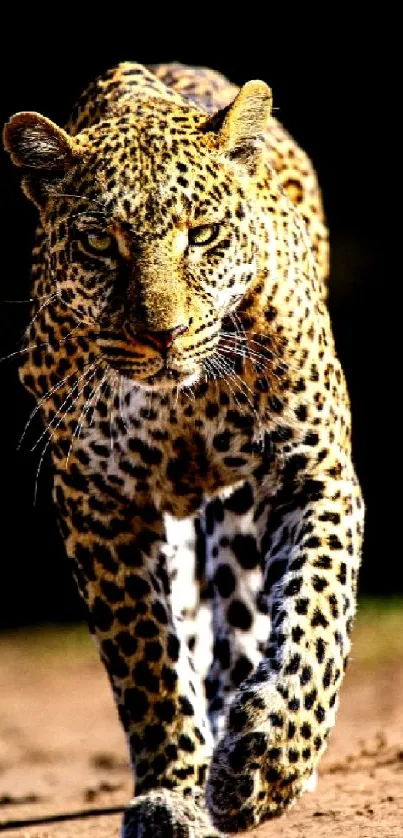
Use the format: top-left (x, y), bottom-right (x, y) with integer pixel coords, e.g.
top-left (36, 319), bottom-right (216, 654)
top-left (43, 115), bottom-right (267, 390)
top-left (3, 82), bottom-right (274, 390)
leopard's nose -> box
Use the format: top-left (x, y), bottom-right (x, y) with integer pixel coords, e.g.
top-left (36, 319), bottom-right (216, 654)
top-left (136, 324), bottom-right (188, 352)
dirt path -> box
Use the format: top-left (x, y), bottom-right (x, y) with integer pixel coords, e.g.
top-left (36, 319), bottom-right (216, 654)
top-left (0, 605), bottom-right (402, 837)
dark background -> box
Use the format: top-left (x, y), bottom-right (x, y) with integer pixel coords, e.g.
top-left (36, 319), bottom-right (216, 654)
top-left (0, 20), bottom-right (393, 627)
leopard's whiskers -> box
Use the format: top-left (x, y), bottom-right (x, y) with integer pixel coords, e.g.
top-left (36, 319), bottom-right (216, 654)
top-left (17, 356), bottom-right (96, 451)
top-left (66, 366), bottom-right (109, 467)
top-left (33, 364), bottom-right (99, 505)
top-left (0, 322), bottom-right (85, 366)
top-left (118, 375), bottom-right (132, 432)
top-left (109, 373), bottom-right (119, 451)
top-left (31, 362), bottom-right (98, 452)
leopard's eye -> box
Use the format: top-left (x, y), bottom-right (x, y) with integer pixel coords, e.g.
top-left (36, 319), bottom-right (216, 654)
top-left (188, 223), bottom-right (220, 247)
top-left (85, 232), bottom-right (114, 253)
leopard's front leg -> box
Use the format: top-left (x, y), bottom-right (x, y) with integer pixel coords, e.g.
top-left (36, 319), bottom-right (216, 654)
top-left (207, 464), bottom-right (364, 834)
top-left (53, 468), bottom-right (221, 838)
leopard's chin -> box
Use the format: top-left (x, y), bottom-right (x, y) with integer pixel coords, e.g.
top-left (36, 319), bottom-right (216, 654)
top-left (142, 367), bottom-right (201, 391)
top-left (119, 365), bottom-right (202, 392)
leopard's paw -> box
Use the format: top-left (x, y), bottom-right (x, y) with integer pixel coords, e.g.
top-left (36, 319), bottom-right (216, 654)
top-left (207, 728), bottom-right (308, 833)
top-left (121, 789), bottom-right (223, 838)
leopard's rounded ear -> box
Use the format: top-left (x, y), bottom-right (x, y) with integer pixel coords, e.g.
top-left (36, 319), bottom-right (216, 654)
top-left (204, 80), bottom-right (272, 173)
top-left (3, 112), bottom-right (83, 207)
top-left (3, 111), bottom-right (77, 170)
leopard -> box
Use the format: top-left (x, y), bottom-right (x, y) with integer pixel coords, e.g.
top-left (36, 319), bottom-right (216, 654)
top-left (3, 60), bottom-right (364, 837)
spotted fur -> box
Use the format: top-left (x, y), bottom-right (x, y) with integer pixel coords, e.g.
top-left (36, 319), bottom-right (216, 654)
top-left (3, 61), bottom-right (363, 836)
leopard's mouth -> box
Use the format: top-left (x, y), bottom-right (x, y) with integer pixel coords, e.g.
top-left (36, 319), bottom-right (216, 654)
top-left (97, 328), bottom-right (213, 390)
top-left (134, 364), bottom-right (201, 391)
top-left (103, 353), bottom-right (201, 391)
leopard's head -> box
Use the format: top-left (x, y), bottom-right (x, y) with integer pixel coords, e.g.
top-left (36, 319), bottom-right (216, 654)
top-left (3, 81), bottom-right (281, 390)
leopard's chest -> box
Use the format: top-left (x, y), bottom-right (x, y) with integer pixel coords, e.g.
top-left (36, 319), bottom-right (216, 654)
top-left (82, 390), bottom-right (279, 518)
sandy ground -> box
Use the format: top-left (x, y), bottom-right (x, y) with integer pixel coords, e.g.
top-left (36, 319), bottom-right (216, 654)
top-left (0, 603), bottom-right (402, 838)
